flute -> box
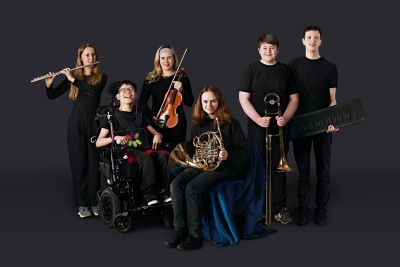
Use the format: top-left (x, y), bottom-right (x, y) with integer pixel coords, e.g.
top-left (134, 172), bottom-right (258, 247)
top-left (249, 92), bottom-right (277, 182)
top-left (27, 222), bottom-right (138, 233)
top-left (30, 61), bottom-right (100, 83)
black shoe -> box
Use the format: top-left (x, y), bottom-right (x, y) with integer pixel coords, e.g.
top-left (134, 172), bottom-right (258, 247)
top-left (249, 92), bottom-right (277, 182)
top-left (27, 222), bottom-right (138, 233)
top-left (161, 190), bottom-right (172, 203)
top-left (177, 235), bottom-right (203, 250)
top-left (295, 207), bottom-right (309, 226)
top-left (314, 208), bottom-right (328, 226)
top-left (145, 192), bottom-right (159, 206)
top-left (165, 231), bottom-right (188, 248)
top-left (273, 207), bottom-right (293, 224)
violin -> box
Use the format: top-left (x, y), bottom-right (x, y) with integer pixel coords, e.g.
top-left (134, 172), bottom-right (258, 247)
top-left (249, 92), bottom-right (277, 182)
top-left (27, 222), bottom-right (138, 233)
top-left (155, 68), bottom-right (186, 128)
top-left (154, 48), bottom-right (188, 128)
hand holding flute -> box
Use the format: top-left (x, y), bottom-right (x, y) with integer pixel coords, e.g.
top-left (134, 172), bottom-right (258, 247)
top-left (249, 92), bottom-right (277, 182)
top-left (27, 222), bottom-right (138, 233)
top-left (31, 61), bottom-right (100, 84)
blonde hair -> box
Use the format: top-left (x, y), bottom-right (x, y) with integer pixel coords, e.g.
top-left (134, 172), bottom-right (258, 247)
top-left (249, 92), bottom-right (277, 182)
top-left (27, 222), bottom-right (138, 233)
top-left (69, 43), bottom-right (102, 101)
top-left (145, 44), bottom-right (179, 83)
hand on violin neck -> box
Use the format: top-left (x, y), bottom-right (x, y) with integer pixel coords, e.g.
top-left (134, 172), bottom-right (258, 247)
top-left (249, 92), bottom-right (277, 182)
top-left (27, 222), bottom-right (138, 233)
top-left (173, 81), bottom-right (183, 92)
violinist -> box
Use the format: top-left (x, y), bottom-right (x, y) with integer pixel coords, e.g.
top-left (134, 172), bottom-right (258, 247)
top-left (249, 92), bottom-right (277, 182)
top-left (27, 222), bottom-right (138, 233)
top-left (138, 45), bottom-right (194, 152)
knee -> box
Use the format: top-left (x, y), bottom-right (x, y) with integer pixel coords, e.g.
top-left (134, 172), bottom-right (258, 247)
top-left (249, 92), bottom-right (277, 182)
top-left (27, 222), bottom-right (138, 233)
top-left (170, 178), bottom-right (184, 195)
top-left (185, 182), bottom-right (200, 197)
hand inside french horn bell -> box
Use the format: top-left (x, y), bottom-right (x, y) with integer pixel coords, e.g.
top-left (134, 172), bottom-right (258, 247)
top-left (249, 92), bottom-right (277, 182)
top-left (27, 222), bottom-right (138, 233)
top-left (219, 149), bottom-right (228, 161)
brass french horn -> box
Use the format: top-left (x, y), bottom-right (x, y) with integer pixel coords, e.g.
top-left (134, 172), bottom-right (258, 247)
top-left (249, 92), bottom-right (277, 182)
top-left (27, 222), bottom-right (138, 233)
top-left (169, 117), bottom-right (225, 172)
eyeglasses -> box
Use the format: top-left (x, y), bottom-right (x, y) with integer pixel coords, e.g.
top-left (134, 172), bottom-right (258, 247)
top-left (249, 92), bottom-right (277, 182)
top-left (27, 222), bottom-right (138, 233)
top-left (119, 88), bottom-right (135, 93)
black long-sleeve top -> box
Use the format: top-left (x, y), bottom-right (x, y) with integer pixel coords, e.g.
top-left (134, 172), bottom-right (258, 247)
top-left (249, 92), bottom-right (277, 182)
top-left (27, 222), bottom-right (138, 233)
top-left (46, 74), bottom-right (108, 111)
top-left (138, 75), bottom-right (194, 124)
top-left (190, 117), bottom-right (250, 175)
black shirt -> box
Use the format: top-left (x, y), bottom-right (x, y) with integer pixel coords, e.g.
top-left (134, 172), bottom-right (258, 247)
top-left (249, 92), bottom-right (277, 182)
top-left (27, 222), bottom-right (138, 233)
top-left (46, 74), bottom-right (108, 111)
top-left (138, 75), bottom-right (194, 121)
top-left (239, 61), bottom-right (297, 125)
top-left (289, 56), bottom-right (338, 114)
top-left (99, 109), bottom-right (151, 132)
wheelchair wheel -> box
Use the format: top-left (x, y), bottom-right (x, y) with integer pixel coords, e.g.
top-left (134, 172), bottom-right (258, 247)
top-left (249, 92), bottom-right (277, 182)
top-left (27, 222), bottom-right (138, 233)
top-left (113, 213), bottom-right (132, 233)
top-left (99, 188), bottom-right (120, 227)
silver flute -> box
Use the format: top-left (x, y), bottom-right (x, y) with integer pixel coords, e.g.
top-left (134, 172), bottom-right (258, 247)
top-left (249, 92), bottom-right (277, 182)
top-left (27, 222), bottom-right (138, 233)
top-left (31, 61), bottom-right (100, 83)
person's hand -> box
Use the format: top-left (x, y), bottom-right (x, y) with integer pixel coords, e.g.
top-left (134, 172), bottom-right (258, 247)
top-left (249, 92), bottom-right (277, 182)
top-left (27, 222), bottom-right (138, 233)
top-left (60, 68), bottom-right (75, 83)
top-left (152, 134), bottom-right (163, 150)
top-left (219, 149), bottom-right (228, 161)
top-left (114, 135), bottom-right (129, 145)
top-left (276, 115), bottom-right (288, 127)
top-left (326, 125), bottom-right (339, 133)
top-left (44, 72), bottom-right (55, 88)
top-left (257, 116), bottom-right (271, 128)
top-left (173, 81), bottom-right (183, 92)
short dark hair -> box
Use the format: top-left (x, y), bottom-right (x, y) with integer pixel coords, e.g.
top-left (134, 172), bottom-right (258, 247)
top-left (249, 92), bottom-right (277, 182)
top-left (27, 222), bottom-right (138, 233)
top-left (303, 25), bottom-right (322, 38)
top-left (107, 80), bottom-right (137, 95)
top-left (257, 33), bottom-right (279, 48)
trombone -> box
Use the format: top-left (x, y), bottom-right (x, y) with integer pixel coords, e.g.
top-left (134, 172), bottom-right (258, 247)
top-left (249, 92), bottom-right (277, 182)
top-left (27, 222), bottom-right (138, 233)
top-left (264, 93), bottom-right (293, 226)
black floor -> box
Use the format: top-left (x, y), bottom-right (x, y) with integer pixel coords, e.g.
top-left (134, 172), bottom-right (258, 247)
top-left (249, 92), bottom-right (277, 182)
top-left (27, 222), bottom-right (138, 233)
top-left (2, 167), bottom-right (398, 267)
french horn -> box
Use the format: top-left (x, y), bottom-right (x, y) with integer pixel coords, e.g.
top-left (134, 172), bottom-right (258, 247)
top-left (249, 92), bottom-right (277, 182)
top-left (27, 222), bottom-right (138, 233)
top-left (169, 117), bottom-right (225, 172)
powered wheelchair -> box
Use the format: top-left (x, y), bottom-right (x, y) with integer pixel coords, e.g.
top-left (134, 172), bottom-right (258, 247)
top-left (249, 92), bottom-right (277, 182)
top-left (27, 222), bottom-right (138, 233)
top-left (94, 104), bottom-right (173, 233)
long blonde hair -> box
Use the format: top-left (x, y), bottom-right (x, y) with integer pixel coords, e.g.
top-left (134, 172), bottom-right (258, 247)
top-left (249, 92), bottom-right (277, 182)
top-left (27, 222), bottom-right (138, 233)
top-left (69, 43), bottom-right (102, 101)
top-left (145, 44), bottom-right (179, 83)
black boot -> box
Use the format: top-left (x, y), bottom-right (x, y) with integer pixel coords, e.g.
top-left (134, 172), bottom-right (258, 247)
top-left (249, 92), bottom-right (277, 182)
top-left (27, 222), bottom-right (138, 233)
top-left (177, 235), bottom-right (203, 250)
top-left (165, 230), bottom-right (188, 248)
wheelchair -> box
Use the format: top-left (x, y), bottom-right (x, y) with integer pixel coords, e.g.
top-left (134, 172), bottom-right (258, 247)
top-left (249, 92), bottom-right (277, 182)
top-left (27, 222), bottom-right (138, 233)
top-left (94, 105), bottom-right (173, 233)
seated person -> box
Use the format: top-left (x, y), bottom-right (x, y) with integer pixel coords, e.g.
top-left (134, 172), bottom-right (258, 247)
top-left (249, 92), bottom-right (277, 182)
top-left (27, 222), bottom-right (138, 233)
top-left (96, 80), bottom-right (171, 205)
top-left (165, 85), bottom-right (250, 250)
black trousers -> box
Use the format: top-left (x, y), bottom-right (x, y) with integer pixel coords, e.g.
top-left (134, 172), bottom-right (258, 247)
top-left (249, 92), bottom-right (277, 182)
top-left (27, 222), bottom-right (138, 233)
top-left (67, 110), bottom-right (99, 207)
top-left (170, 168), bottom-right (239, 237)
top-left (293, 132), bottom-right (332, 209)
top-left (248, 123), bottom-right (290, 214)
top-left (127, 150), bottom-right (170, 194)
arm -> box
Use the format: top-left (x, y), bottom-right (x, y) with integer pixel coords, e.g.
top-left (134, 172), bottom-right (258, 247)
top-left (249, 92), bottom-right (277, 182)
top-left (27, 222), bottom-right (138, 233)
top-left (226, 119), bottom-right (250, 167)
top-left (276, 93), bottom-right (299, 126)
top-left (96, 128), bottom-right (112, 148)
top-left (239, 91), bottom-right (271, 128)
top-left (45, 76), bottom-right (71, 100)
top-left (180, 76), bottom-right (195, 107)
top-left (96, 128), bottom-right (130, 147)
top-left (327, 87), bottom-right (339, 133)
top-left (146, 125), bottom-right (163, 150)
top-left (138, 81), bottom-right (153, 117)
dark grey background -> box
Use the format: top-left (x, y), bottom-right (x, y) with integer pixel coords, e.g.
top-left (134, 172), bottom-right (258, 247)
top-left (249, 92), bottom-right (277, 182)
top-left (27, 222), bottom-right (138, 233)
top-left (1, 0), bottom-right (399, 266)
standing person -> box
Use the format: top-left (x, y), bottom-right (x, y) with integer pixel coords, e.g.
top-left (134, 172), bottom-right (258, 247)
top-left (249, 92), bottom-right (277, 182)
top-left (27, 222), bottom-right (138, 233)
top-left (96, 80), bottom-right (171, 205)
top-left (44, 43), bottom-right (107, 218)
top-left (138, 44), bottom-right (194, 152)
top-left (289, 25), bottom-right (339, 227)
top-left (239, 33), bottom-right (299, 225)
top-left (165, 85), bottom-right (249, 250)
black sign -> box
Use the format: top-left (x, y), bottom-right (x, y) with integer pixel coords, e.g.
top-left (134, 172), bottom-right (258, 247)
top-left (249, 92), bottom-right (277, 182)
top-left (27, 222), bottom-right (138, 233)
top-left (290, 99), bottom-right (366, 140)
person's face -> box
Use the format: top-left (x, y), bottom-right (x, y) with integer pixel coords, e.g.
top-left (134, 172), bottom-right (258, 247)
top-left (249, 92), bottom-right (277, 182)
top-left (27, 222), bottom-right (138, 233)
top-left (159, 52), bottom-right (175, 72)
top-left (81, 47), bottom-right (97, 66)
top-left (258, 43), bottom-right (279, 64)
top-left (201, 91), bottom-right (219, 117)
top-left (302, 30), bottom-right (322, 52)
top-left (117, 84), bottom-right (137, 104)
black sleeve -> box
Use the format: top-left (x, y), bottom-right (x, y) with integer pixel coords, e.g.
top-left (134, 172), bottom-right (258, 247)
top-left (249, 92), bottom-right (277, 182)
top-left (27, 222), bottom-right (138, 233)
top-left (329, 64), bottom-right (338, 88)
top-left (98, 116), bottom-right (111, 131)
top-left (287, 66), bottom-right (298, 95)
top-left (227, 118), bottom-right (250, 169)
top-left (138, 80), bottom-right (153, 118)
top-left (141, 109), bottom-right (152, 128)
top-left (238, 64), bottom-right (253, 93)
top-left (181, 75), bottom-right (194, 107)
top-left (45, 77), bottom-right (70, 99)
